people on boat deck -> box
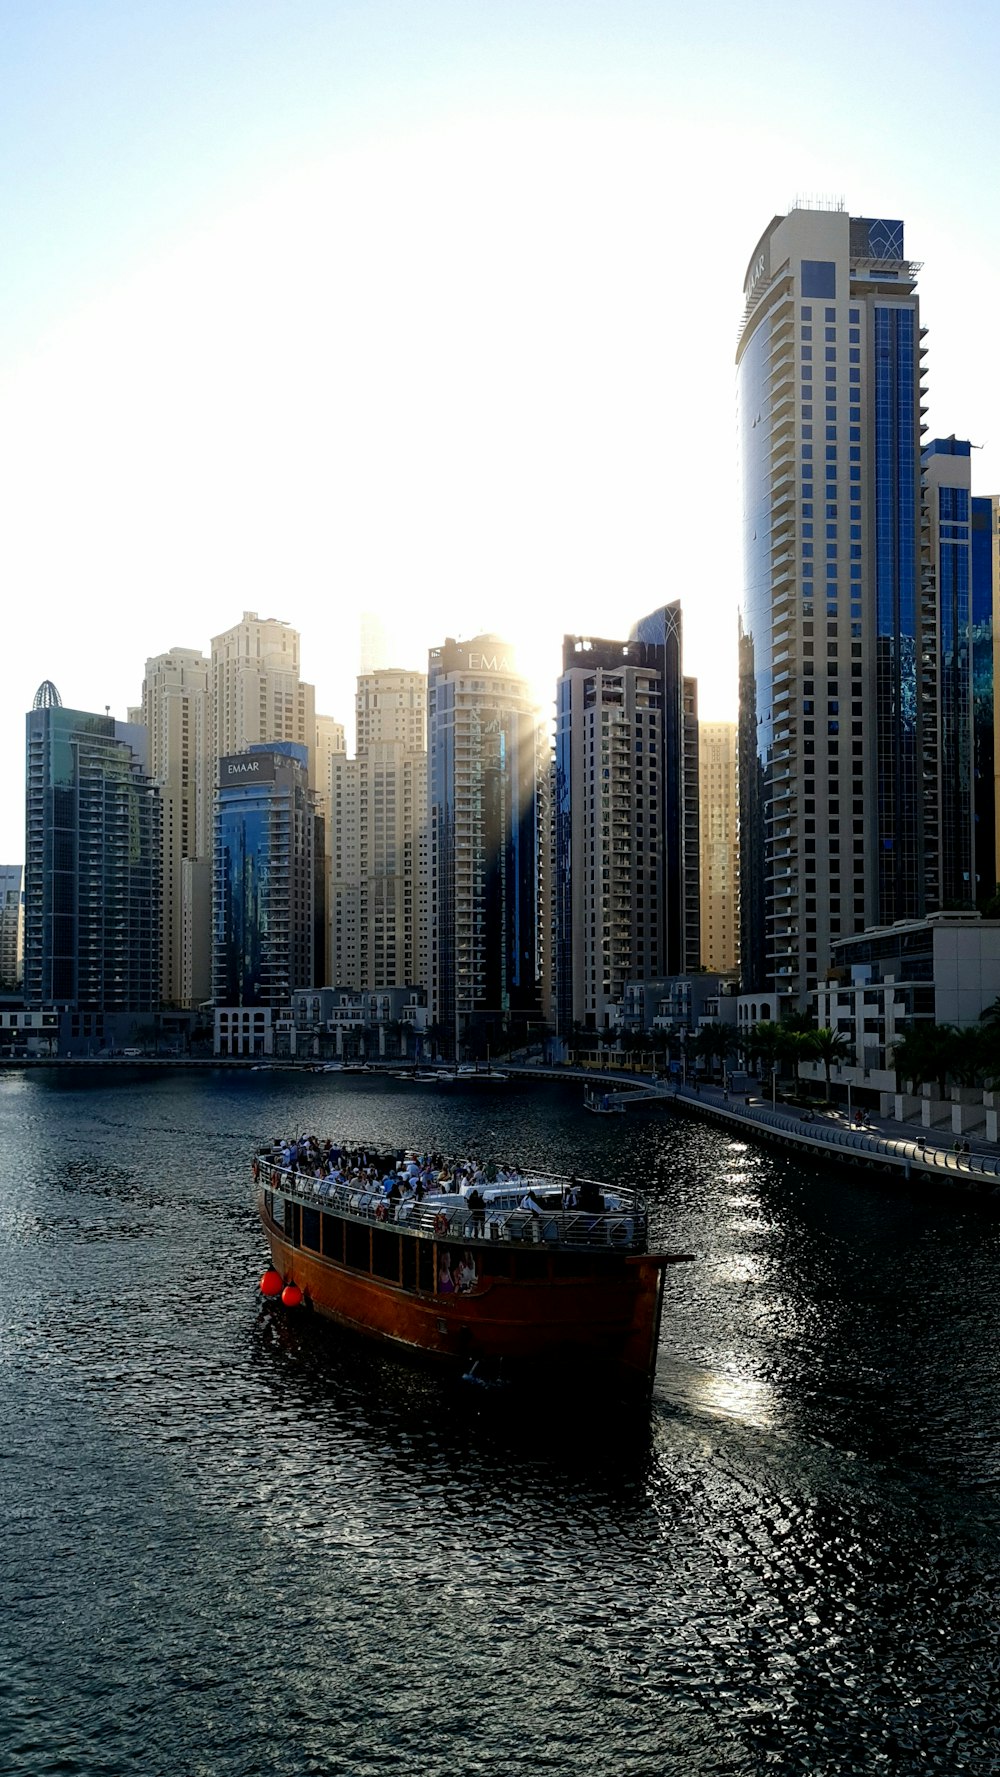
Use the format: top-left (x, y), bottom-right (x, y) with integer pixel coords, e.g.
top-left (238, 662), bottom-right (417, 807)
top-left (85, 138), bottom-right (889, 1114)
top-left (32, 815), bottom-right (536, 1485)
top-left (438, 1253), bottom-right (455, 1293)
top-left (576, 1178), bottom-right (605, 1214)
top-left (263, 1140), bottom-right (610, 1241)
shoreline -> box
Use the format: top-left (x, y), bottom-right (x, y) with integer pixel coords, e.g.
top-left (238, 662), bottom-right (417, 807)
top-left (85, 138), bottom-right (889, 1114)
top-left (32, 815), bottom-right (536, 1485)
top-left (5, 1052), bottom-right (1000, 1202)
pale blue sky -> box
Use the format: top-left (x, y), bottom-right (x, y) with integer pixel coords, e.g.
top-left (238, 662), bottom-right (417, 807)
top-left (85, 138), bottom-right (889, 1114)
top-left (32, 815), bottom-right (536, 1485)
top-left (3, 0), bottom-right (1000, 856)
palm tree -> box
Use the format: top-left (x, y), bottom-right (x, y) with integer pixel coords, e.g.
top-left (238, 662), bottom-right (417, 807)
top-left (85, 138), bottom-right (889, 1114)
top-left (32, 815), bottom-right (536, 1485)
top-left (891, 1022), bottom-right (958, 1096)
top-left (806, 1026), bottom-right (854, 1100)
top-left (947, 1025), bottom-right (989, 1088)
top-left (776, 1027), bottom-right (817, 1092)
top-left (748, 1019), bottom-right (782, 1081)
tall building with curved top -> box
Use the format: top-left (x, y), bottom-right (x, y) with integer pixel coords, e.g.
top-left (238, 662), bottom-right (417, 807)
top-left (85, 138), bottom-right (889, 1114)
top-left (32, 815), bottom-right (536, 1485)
top-left (428, 636), bottom-right (542, 1056)
top-left (24, 692), bottom-right (160, 1012)
top-left (736, 205), bottom-right (969, 1006)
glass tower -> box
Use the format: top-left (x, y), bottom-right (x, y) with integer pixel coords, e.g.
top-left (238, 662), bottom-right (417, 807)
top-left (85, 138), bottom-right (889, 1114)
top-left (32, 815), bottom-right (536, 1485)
top-left (735, 206), bottom-right (966, 1004)
top-left (971, 492), bottom-right (999, 901)
top-left (212, 743), bottom-right (323, 1008)
top-left (23, 695), bottom-right (161, 1011)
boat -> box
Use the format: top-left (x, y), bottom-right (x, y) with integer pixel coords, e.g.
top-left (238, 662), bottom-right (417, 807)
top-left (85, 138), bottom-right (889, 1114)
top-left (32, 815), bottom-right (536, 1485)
top-left (253, 1146), bottom-right (693, 1395)
top-left (438, 1064), bottom-right (509, 1086)
top-left (584, 1089), bottom-right (625, 1115)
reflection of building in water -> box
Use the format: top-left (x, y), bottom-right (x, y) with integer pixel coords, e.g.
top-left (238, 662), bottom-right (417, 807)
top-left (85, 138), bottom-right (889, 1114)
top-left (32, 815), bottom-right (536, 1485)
top-left (428, 636), bottom-right (543, 1056)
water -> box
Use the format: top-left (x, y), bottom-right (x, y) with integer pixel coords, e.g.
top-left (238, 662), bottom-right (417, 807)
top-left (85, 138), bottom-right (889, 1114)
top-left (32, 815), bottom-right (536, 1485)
top-left (2, 1069), bottom-right (1000, 1776)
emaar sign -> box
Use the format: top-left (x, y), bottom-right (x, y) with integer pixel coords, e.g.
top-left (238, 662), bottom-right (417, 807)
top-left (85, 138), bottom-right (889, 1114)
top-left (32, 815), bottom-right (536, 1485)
top-left (219, 753), bottom-right (277, 786)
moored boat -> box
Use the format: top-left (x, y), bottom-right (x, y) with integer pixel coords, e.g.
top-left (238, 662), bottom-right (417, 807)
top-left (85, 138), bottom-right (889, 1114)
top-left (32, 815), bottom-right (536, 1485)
top-left (254, 1145), bottom-right (692, 1395)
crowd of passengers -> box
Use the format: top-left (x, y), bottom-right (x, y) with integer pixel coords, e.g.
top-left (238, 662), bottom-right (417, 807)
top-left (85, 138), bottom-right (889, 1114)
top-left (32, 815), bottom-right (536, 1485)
top-left (261, 1137), bottom-right (607, 1216)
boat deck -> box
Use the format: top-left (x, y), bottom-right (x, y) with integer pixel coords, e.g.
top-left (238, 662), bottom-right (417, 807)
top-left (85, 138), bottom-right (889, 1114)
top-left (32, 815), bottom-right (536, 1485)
top-left (257, 1161), bottom-right (648, 1255)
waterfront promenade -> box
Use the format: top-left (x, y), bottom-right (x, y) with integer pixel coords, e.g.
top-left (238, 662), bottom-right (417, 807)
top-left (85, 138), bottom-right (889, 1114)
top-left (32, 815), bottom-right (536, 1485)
top-left (504, 1062), bottom-right (1000, 1197)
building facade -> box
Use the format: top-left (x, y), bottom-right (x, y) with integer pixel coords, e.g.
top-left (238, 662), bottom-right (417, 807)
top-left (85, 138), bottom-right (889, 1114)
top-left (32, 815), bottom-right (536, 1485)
top-left (698, 721), bottom-right (739, 973)
top-left (554, 605), bottom-right (700, 1033)
top-left (736, 205), bottom-right (973, 1005)
top-left (212, 743), bottom-right (323, 1012)
top-left (921, 438), bottom-right (975, 910)
top-left (140, 647), bottom-right (213, 1007)
top-left (428, 636), bottom-right (542, 1055)
top-left (23, 686), bottom-right (161, 1013)
top-left (325, 670), bottom-right (429, 995)
top-left (0, 864), bottom-right (24, 994)
top-left (971, 492), bottom-right (1000, 901)
top-left (211, 612), bottom-right (316, 785)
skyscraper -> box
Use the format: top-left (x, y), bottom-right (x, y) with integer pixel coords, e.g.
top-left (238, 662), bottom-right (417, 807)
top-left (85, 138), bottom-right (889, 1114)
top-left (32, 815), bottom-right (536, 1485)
top-left (971, 492), bottom-right (1000, 902)
top-left (211, 612), bottom-right (316, 783)
top-left (554, 604), bottom-right (700, 1033)
top-left (24, 686), bottom-right (160, 1013)
top-left (428, 636), bottom-right (542, 1055)
top-left (737, 205), bottom-right (966, 1004)
top-left (330, 672), bottom-right (428, 994)
top-left (0, 865), bottom-right (24, 993)
top-left (922, 438), bottom-right (974, 910)
top-left (699, 722), bottom-right (739, 974)
top-left (140, 647), bottom-right (213, 1008)
top-left (330, 668), bottom-right (428, 1002)
top-left (212, 743), bottom-right (323, 1015)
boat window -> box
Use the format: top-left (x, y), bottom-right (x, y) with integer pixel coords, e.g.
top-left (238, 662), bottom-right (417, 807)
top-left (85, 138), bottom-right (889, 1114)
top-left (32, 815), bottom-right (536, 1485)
top-left (263, 1189), bottom-right (273, 1222)
top-left (322, 1212), bottom-right (343, 1263)
top-left (301, 1206), bottom-right (321, 1253)
top-left (283, 1198), bottom-right (298, 1245)
top-left (344, 1221), bottom-right (371, 1272)
top-left (417, 1240), bottom-right (435, 1293)
top-left (401, 1235), bottom-right (418, 1292)
top-left (372, 1228), bottom-right (401, 1283)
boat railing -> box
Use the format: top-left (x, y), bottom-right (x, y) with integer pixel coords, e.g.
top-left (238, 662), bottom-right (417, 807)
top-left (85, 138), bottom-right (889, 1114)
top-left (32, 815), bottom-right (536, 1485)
top-left (258, 1162), bottom-right (648, 1253)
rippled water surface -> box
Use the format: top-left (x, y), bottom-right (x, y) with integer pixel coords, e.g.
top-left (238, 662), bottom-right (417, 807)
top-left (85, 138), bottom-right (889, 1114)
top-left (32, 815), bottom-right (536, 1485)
top-left (3, 1068), bottom-right (1000, 1775)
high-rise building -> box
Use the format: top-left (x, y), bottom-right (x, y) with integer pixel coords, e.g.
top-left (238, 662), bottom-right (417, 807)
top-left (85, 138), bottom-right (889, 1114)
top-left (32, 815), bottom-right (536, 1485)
top-left (922, 438), bottom-right (974, 910)
top-left (211, 612), bottom-right (316, 784)
top-left (329, 671), bottom-right (428, 995)
top-left (140, 648), bottom-right (213, 1008)
top-left (355, 669), bottom-right (426, 755)
top-left (313, 712), bottom-right (347, 983)
top-left (428, 636), bottom-right (542, 1054)
top-left (0, 865), bottom-right (24, 993)
top-left (971, 493), bottom-right (1000, 901)
top-left (24, 685), bottom-right (160, 1012)
top-left (699, 722), bottom-right (739, 974)
top-left (554, 604), bottom-right (700, 1033)
top-left (212, 743), bottom-right (323, 1011)
top-left (737, 205), bottom-right (970, 1004)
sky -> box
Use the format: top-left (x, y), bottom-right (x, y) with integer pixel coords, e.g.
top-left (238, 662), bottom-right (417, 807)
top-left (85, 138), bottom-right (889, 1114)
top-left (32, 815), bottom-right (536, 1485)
top-left (4, 0), bottom-right (1000, 858)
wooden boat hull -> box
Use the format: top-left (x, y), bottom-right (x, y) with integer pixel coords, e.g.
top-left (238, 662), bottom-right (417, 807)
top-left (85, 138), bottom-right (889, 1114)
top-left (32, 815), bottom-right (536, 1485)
top-left (259, 1192), bottom-right (674, 1394)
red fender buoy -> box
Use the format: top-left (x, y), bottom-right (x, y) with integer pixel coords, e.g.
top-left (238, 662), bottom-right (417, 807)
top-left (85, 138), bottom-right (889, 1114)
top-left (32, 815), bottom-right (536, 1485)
top-left (260, 1268), bottom-right (283, 1298)
top-left (281, 1283), bottom-right (303, 1309)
